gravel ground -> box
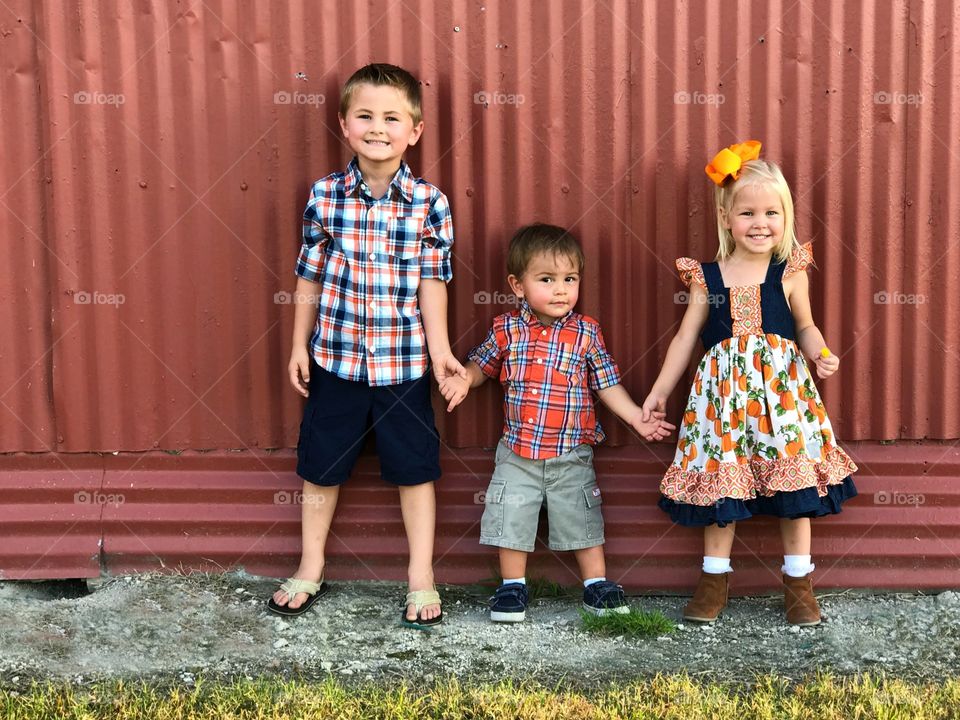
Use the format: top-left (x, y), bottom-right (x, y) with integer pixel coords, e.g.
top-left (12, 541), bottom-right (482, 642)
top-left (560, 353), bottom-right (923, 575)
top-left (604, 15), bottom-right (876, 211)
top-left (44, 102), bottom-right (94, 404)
top-left (0, 572), bottom-right (958, 689)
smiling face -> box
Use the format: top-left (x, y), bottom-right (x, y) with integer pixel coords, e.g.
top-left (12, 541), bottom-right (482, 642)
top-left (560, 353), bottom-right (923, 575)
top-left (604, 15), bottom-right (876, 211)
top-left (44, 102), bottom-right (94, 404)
top-left (508, 251), bottom-right (581, 325)
top-left (720, 183), bottom-right (785, 257)
top-left (338, 83), bottom-right (424, 171)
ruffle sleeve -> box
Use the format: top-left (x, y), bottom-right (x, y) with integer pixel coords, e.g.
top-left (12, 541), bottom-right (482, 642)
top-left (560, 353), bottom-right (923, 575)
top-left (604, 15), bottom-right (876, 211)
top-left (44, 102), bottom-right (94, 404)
top-left (676, 257), bottom-right (707, 289)
top-left (784, 242), bottom-right (814, 277)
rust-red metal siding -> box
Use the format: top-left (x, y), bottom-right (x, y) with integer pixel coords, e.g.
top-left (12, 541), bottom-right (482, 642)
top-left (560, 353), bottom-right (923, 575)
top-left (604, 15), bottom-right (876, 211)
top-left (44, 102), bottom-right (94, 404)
top-left (3, 443), bottom-right (958, 592)
top-left (1, 1), bottom-right (957, 587)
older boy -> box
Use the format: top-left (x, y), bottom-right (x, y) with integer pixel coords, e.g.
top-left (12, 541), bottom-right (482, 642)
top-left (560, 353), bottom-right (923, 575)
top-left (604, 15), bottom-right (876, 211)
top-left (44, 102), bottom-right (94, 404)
top-left (268, 64), bottom-right (463, 627)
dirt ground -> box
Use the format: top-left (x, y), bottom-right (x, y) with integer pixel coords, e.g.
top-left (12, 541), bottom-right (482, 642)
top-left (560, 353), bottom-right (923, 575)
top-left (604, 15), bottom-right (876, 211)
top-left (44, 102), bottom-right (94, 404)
top-left (1, 572), bottom-right (958, 689)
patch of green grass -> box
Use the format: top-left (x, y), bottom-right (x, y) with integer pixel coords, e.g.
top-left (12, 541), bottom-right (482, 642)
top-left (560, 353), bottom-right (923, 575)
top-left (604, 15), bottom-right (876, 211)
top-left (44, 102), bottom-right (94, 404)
top-left (580, 607), bottom-right (677, 638)
top-left (480, 574), bottom-right (572, 601)
top-left (3, 673), bottom-right (960, 719)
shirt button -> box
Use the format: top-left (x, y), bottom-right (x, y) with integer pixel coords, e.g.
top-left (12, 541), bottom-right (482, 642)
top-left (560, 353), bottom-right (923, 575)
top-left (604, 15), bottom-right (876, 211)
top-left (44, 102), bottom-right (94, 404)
top-left (531, 389), bottom-right (538, 395)
top-left (369, 253), bottom-right (376, 261)
top-left (369, 301), bottom-right (377, 310)
top-left (527, 418), bottom-right (534, 424)
top-left (369, 346), bottom-right (377, 354)
top-left (541, 330), bottom-right (546, 336)
top-left (536, 358), bottom-right (543, 364)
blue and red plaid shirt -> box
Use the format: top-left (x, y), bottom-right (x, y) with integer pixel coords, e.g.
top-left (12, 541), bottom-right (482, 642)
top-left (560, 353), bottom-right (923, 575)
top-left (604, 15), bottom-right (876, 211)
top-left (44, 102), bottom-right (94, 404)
top-left (468, 301), bottom-right (622, 460)
top-left (295, 158), bottom-right (454, 386)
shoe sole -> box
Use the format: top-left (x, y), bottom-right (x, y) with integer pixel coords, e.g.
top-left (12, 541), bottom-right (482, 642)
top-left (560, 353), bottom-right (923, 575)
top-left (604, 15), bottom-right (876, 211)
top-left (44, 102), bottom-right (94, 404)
top-left (682, 614), bottom-right (719, 623)
top-left (582, 602), bottom-right (631, 617)
top-left (490, 610), bottom-right (525, 623)
top-left (788, 619), bottom-right (822, 627)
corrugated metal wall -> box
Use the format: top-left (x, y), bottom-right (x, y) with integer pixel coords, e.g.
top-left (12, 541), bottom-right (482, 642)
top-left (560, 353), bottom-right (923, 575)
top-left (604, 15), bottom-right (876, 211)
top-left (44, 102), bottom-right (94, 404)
top-left (2, 0), bottom-right (956, 453)
top-left (2, 1), bottom-right (958, 587)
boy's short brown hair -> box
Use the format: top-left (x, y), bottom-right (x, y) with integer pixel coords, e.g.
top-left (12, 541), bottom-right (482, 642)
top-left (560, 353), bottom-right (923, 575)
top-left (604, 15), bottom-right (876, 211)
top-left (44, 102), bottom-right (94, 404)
top-left (339, 63), bottom-right (423, 125)
top-left (506, 224), bottom-right (585, 278)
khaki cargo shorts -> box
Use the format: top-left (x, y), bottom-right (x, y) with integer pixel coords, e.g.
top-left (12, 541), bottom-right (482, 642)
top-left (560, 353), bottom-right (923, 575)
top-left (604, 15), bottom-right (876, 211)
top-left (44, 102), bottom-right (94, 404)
top-left (479, 439), bottom-right (605, 552)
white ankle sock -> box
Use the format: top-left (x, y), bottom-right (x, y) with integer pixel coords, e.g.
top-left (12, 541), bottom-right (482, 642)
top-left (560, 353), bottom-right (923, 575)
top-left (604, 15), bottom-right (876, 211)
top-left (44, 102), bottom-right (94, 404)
top-left (702, 556), bottom-right (733, 574)
top-left (502, 577), bottom-right (526, 586)
top-left (583, 577), bottom-right (606, 587)
top-left (782, 555), bottom-right (815, 578)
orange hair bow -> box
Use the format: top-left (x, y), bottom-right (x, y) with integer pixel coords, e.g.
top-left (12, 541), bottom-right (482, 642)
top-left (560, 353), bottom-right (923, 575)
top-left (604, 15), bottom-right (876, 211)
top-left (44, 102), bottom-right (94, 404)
top-left (705, 140), bottom-right (762, 186)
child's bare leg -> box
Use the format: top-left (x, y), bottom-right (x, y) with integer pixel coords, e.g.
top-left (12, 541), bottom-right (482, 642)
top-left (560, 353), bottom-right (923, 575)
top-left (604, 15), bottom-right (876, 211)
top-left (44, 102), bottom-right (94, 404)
top-left (272, 481), bottom-right (339, 609)
top-left (499, 548), bottom-right (528, 580)
top-left (779, 517), bottom-right (811, 555)
top-left (573, 545), bottom-right (606, 581)
top-left (398, 481), bottom-right (439, 621)
top-left (704, 522), bottom-right (736, 558)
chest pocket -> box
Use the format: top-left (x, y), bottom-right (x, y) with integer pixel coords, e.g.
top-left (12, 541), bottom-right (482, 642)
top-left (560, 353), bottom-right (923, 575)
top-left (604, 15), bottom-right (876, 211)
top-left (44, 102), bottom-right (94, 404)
top-left (383, 216), bottom-right (423, 260)
top-left (553, 342), bottom-right (585, 383)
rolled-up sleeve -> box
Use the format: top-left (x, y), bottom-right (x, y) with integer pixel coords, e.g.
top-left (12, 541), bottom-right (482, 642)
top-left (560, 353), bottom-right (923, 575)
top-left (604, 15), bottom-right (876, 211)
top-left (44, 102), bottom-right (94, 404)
top-left (467, 322), bottom-right (503, 379)
top-left (586, 325), bottom-right (622, 391)
top-left (419, 191), bottom-right (454, 282)
top-left (295, 184), bottom-right (328, 282)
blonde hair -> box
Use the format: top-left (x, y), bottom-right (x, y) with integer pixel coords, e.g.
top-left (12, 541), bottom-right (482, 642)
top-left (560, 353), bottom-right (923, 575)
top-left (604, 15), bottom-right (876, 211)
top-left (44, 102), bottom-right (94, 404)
top-left (714, 159), bottom-right (797, 262)
top-left (340, 63), bottom-right (422, 125)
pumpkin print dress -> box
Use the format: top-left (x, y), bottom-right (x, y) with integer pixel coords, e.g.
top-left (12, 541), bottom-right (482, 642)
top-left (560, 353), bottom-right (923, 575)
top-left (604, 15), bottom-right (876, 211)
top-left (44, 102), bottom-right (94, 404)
top-left (658, 242), bottom-right (858, 527)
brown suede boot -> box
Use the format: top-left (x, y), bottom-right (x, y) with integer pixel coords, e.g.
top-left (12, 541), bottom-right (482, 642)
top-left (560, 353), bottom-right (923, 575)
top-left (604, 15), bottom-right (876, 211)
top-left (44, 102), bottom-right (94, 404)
top-left (783, 573), bottom-right (822, 626)
top-left (682, 571), bottom-right (730, 623)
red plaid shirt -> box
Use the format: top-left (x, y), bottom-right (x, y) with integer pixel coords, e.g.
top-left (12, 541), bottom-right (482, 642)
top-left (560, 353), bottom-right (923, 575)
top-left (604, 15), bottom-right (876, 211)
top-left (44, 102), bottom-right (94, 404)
top-left (468, 301), bottom-right (622, 460)
top-left (296, 159), bottom-right (454, 386)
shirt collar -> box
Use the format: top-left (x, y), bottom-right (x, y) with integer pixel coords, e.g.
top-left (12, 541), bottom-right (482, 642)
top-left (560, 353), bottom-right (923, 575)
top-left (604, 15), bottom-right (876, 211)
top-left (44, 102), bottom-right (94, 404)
top-left (518, 299), bottom-right (574, 329)
top-left (342, 157), bottom-right (415, 203)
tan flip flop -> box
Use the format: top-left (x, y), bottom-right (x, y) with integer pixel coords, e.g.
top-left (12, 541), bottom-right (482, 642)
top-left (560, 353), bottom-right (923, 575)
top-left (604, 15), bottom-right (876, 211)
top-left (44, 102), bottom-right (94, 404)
top-left (401, 588), bottom-right (443, 629)
top-left (267, 577), bottom-right (329, 617)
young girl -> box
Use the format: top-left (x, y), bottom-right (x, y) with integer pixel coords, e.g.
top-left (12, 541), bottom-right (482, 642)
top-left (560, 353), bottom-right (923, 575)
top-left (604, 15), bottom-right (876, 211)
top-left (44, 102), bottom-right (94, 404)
top-left (641, 141), bottom-right (858, 626)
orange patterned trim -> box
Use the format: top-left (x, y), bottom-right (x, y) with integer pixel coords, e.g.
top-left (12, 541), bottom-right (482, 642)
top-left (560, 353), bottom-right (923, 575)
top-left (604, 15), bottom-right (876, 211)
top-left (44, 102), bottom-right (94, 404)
top-left (676, 257), bottom-right (706, 289)
top-left (730, 284), bottom-right (762, 335)
top-left (660, 445), bottom-right (858, 507)
top-left (784, 241), bottom-right (814, 278)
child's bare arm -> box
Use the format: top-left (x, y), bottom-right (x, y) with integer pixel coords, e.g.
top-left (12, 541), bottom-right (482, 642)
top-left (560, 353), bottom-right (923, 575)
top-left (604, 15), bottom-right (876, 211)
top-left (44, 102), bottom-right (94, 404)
top-left (418, 278), bottom-right (468, 383)
top-left (787, 270), bottom-right (839, 379)
top-left (641, 283), bottom-right (710, 418)
top-left (597, 384), bottom-right (676, 441)
top-left (439, 361), bottom-right (487, 412)
top-left (289, 277), bottom-right (321, 397)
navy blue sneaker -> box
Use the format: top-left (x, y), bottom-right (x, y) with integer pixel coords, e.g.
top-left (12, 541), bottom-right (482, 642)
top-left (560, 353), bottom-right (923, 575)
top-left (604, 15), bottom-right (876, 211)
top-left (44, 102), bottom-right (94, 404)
top-left (489, 582), bottom-right (529, 623)
top-left (582, 580), bottom-right (629, 616)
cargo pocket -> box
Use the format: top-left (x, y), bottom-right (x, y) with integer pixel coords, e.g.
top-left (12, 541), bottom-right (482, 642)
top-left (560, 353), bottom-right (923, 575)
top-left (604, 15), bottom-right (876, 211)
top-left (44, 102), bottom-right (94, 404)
top-left (582, 483), bottom-right (604, 540)
top-left (479, 479), bottom-right (507, 539)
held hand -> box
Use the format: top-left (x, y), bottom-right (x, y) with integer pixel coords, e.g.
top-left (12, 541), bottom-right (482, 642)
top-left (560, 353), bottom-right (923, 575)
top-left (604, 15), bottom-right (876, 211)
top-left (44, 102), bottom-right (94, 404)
top-left (439, 375), bottom-right (470, 412)
top-left (288, 346), bottom-right (311, 398)
top-left (629, 408), bottom-right (676, 442)
top-left (432, 352), bottom-right (468, 384)
top-left (813, 350), bottom-right (840, 379)
top-left (640, 392), bottom-right (668, 424)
